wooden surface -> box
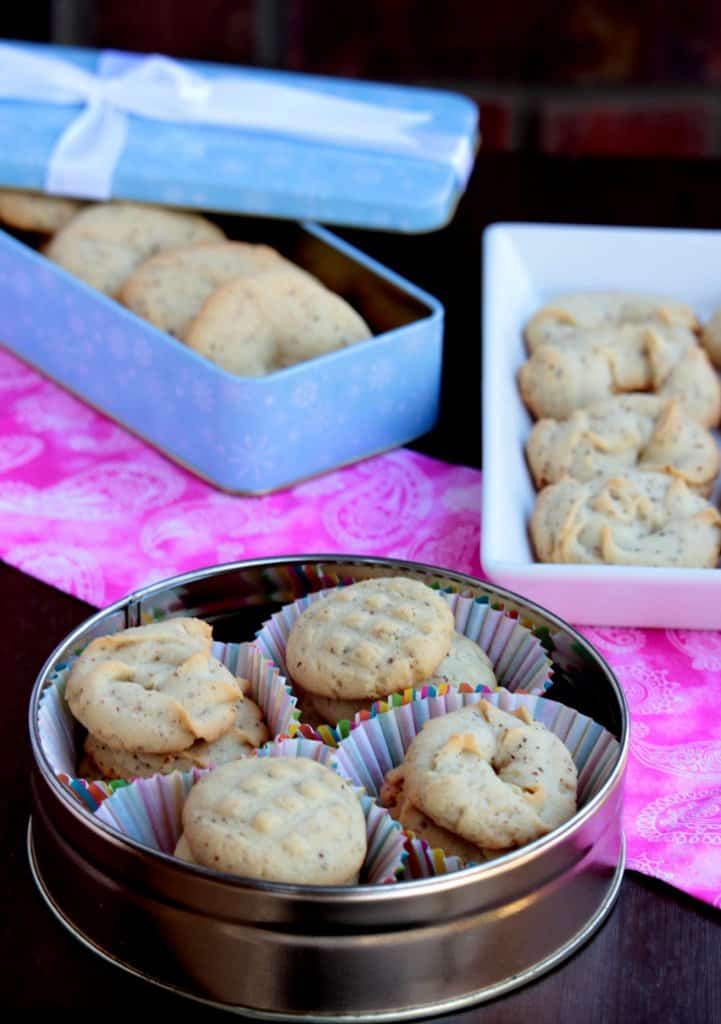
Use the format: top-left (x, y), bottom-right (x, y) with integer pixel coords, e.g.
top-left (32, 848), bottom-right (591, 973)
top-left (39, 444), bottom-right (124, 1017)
top-left (4, 152), bottom-right (721, 1017)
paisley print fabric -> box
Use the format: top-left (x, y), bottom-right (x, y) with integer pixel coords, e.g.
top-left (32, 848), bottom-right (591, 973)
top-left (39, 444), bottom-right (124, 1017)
top-left (1, 347), bottom-right (720, 907)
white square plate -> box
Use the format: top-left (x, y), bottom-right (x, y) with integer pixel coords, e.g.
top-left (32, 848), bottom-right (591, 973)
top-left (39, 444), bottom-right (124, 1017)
top-left (481, 222), bottom-right (721, 629)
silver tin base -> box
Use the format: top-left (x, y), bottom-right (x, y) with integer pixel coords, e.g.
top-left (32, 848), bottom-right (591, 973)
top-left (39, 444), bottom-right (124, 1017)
top-left (28, 819), bottom-right (625, 1021)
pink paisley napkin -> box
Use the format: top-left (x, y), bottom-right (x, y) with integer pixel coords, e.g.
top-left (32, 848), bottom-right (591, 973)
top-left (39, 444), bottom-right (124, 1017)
top-left (2, 346), bottom-right (720, 909)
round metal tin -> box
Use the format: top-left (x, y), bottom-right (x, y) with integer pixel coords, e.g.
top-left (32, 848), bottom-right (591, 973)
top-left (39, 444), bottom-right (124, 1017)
top-left (28, 556), bottom-right (629, 1020)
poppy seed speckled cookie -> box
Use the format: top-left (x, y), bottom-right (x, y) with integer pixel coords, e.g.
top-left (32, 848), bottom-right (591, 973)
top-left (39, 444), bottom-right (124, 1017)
top-left (181, 757), bottom-right (367, 884)
top-left (526, 394), bottom-right (720, 494)
top-left (184, 269), bottom-right (371, 376)
top-left (83, 689), bottom-right (269, 779)
top-left (44, 201), bottom-right (225, 296)
top-left (65, 618), bottom-right (242, 753)
top-left (519, 323), bottom-right (721, 426)
top-left (425, 631), bottom-right (497, 689)
top-left (302, 631), bottom-right (498, 727)
top-left (285, 577), bottom-right (455, 705)
top-left (524, 291), bottom-right (699, 351)
top-left (0, 189), bottom-right (86, 233)
top-left (381, 764), bottom-right (496, 864)
top-left (403, 703), bottom-right (577, 850)
top-left (530, 471), bottom-right (721, 567)
top-left (701, 307), bottom-right (721, 369)
top-left (119, 241), bottom-right (296, 340)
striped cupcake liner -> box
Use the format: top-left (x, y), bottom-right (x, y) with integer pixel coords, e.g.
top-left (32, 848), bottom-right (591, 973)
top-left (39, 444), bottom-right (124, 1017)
top-left (37, 640), bottom-right (301, 811)
top-left (254, 588), bottom-right (554, 744)
top-left (94, 737), bottom-right (407, 886)
top-left (331, 689), bottom-right (620, 879)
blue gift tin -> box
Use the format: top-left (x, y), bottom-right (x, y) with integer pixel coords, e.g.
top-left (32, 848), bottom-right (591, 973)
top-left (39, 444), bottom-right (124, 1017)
top-left (0, 220), bottom-right (443, 492)
top-left (0, 42), bottom-right (477, 493)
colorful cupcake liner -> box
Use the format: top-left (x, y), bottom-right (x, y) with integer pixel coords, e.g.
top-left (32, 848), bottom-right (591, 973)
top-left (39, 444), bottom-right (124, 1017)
top-left (95, 737), bottom-right (407, 886)
top-left (37, 640), bottom-right (301, 810)
top-left (254, 588), bottom-right (554, 743)
top-left (331, 689), bottom-right (620, 879)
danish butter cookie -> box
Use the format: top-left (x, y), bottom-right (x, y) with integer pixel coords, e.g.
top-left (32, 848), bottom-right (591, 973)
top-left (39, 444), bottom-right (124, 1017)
top-left (404, 703), bottom-right (577, 850)
top-left (519, 323), bottom-right (721, 426)
top-left (426, 632), bottom-right (497, 689)
top-left (184, 269), bottom-right (371, 376)
top-left (302, 632), bottom-right (497, 726)
top-left (44, 202), bottom-right (225, 295)
top-left (119, 241), bottom-right (297, 339)
top-left (525, 291), bottom-right (698, 351)
top-left (526, 395), bottom-right (720, 494)
top-left (285, 578), bottom-right (455, 703)
top-left (182, 757), bottom-right (366, 884)
top-left (0, 189), bottom-right (85, 233)
top-left (174, 833), bottom-right (196, 862)
top-left (381, 764), bottom-right (495, 864)
top-left (701, 308), bottom-right (721, 369)
top-left (83, 690), bottom-right (269, 779)
top-left (530, 471), bottom-right (721, 567)
top-left (656, 344), bottom-right (721, 428)
top-left (65, 618), bottom-right (242, 753)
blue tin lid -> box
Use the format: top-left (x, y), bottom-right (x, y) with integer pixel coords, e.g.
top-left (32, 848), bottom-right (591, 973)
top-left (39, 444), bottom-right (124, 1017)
top-left (0, 40), bottom-right (479, 233)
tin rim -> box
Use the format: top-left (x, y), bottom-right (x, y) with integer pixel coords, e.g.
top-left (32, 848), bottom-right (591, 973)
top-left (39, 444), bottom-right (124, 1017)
top-left (28, 554), bottom-right (630, 902)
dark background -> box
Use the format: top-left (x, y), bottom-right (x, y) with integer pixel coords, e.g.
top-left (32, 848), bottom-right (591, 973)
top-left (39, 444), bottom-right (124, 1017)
top-left (7, 0), bottom-right (721, 159)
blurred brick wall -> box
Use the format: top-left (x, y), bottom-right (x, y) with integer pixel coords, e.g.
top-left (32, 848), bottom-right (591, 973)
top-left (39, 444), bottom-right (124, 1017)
top-left (6, 0), bottom-right (721, 157)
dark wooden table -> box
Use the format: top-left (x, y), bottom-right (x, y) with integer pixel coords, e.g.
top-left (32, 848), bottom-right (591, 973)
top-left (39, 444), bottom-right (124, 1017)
top-left (4, 152), bottom-right (721, 1019)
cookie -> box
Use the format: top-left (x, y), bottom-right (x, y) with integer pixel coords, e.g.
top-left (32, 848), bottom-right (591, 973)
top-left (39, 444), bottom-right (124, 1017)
top-left (519, 322), bottom-right (721, 426)
top-left (404, 702), bottom-right (577, 850)
top-left (174, 833), bottom-right (196, 862)
top-left (83, 689), bottom-right (269, 779)
top-left (0, 189), bottom-right (85, 233)
top-left (181, 757), bottom-right (366, 884)
top-left (530, 471), bottom-right (721, 567)
top-left (701, 308), bottom-right (721, 369)
top-left (285, 578), bottom-right (455, 704)
top-left (381, 764), bottom-right (495, 864)
top-left (44, 201), bottom-right (225, 295)
top-left (301, 632), bottom-right (497, 727)
top-left (65, 618), bottom-right (242, 753)
top-left (119, 241), bottom-right (297, 340)
top-left (526, 394), bottom-right (720, 494)
top-left (525, 291), bottom-right (699, 351)
top-left (426, 632), bottom-right (497, 689)
top-left (656, 344), bottom-right (721, 428)
top-left (184, 269), bottom-right (371, 376)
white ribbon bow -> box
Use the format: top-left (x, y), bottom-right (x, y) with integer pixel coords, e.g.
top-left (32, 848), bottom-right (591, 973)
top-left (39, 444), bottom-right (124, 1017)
top-left (0, 44), bottom-right (474, 199)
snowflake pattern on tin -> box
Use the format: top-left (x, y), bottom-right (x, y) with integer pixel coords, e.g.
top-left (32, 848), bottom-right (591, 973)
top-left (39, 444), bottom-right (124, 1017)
top-left (227, 434), bottom-right (278, 483)
top-left (293, 380), bottom-right (319, 409)
top-left (368, 359), bottom-right (395, 390)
